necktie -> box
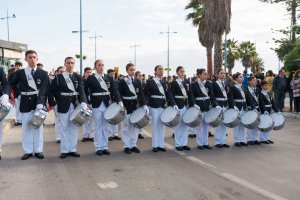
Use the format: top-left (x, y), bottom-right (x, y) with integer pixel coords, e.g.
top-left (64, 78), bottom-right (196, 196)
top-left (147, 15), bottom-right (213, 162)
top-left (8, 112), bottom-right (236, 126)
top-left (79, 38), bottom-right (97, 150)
top-left (222, 81), bottom-right (225, 88)
top-left (131, 78), bottom-right (134, 83)
top-left (31, 69), bottom-right (34, 76)
top-left (69, 74), bottom-right (75, 84)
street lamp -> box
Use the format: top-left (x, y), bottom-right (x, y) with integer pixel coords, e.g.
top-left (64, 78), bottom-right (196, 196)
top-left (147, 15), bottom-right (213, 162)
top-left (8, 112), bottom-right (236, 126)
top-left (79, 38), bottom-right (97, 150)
top-left (130, 43), bottom-right (141, 67)
top-left (1, 9), bottom-right (16, 41)
top-left (72, 28), bottom-right (88, 75)
top-left (89, 32), bottom-right (102, 62)
top-left (160, 26), bottom-right (177, 77)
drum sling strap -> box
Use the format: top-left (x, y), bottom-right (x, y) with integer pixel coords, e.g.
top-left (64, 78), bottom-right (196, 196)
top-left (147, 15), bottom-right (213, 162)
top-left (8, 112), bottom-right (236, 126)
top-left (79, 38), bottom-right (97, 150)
top-left (176, 79), bottom-right (188, 98)
top-left (153, 77), bottom-right (166, 99)
top-left (24, 67), bottom-right (38, 92)
top-left (197, 81), bottom-right (209, 97)
top-left (124, 76), bottom-right (139, 106)
top-left (217, 80), bottom-right (227, 99)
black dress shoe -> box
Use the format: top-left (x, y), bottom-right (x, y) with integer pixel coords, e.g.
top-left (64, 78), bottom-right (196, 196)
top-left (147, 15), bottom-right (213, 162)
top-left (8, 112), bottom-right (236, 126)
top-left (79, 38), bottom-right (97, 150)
top-left (234, 142), bottom-right (242, 147)
top-left (56, 140), bottom-right (61, 144)
top-left (254, 140), bottom-right (261, 145)
top-left (158, 147), bottom-right (167, 152)
top-left (240, 142), bottom-right (248, 146)
top-left (124, 148), bottom-right (131, 154)
top-left (60, 153), bottom-right (68, 159)
top-left (176, 146), bottom-right (183, 151)
top-left (0, 154), bottom-right (1, 160)
top-left (215, 144), bottom-right (223, 148)
top-left (182, 146), bottom-right (191, 151)
top-left (68, 152), bottom-right (80, 157)
top-left (152, 148), bottom-right (158, 152)
top-left (113, 136), bottom-right (121, 140)
top-left (82, 138), bottom-right (89, 142)
top-left (35, 152), bottom-right (44, 159)
top-left (89, 138), bottom-right (94, 142)
top-left (268, 140), bottom-right (274, 144)
top-left (21, 153), bottom-right (33, 160)
top-left (131, 147), bottom-right (141, 153)
top-left (204, 145), bottom-right (212, 149)
top-left (96, 150), bottom-right (103, 156)
top-left (247, 141), bottom-right (254, 145)
top-left (208, 132), bottom-right (214, 137)
top-left (108, 136), bottom-right (114, 141)
top-left (222, 144), bottom-right (230, 148)
top-left (103, 149), bottom-right (110, 155)
top-left (138, 134), bottom-right (144, 139)
top-left (189, 134), bottom-right (196, 138)
top-left (197, 146), bottom-right (204, 150)
top-left (261, 140), bottom-right (270, 144)
top-left (15, 122), bottom-right (22, 126)
top-left (172, 133), bottom-right (174, 138)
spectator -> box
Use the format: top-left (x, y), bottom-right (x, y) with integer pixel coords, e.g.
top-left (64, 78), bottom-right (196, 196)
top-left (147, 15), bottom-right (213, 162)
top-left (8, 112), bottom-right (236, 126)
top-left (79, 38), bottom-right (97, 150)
top-left (242, 70), bottom-right (249, 87)
top-left (290, 70), bottom-right (300, 114)
top-left (286, 72), bottom-right (295, 112)
top-left (265, 70), bottom-right (274, 96)
top-left (272, 69), bottom-right (287, 112)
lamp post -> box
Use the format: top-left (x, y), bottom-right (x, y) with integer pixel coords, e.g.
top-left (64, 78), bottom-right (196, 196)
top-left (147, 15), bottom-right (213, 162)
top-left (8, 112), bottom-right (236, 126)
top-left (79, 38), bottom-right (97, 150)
top-left (72, 30), bottom-right (88, 75)
top-left (1, 9), bottom-right (16, 41)
top-left (90, 32), bottom-right (102, 62)
top-left (224, 33), bottom-right (228, 72)
top-left (130, 43), bottom-right (141, 67)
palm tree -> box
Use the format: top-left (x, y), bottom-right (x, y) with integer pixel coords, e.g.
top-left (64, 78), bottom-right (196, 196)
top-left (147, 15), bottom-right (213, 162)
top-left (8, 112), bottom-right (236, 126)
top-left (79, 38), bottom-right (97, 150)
top-left (250, 56), bottom-right (264, 74)
top-left (239, 41), bottom-right (257, 70)
top-left (185, 0), bottom-right (214, 75)
top-left (223, 39), bottom-right (240, 73)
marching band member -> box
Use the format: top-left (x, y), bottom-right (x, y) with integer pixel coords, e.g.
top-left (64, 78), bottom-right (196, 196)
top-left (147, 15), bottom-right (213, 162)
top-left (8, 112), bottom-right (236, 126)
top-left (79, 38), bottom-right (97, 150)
top-left (135, 70), bottom-right (145, 139)
top-left (0, 67), bottom-right (10, 160)
top-left (229, 72), bottom-right (255, 147)
top-left (170, 66), bottom-right (193, 151)
top-left (144, 65), bottom-right (176, 152)
top-left (212, 69), bottom-right (230, 148)
top-left (245, 76), bottom-right (261, 145)
top-left (11, 50), bottom-right (49, 160)
top-left (190, 68), bottom-right (219, 150)
top-left (48, 57), bottom-right (88, 159)
top-left (84, 60), bottom-right (122, 156)
top-left (118, 63), bottom-right (148, 154)
top-left (82, 67), bottom-right (95, 142)
top-left (258, 81), bottom-right (279, 144)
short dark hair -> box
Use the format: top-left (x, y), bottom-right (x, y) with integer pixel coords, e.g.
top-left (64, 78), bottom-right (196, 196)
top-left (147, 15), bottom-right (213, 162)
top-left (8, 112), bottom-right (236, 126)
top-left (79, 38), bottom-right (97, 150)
top-left (248, 76), bottom-right (256, 82)
top-left (154, 65), bottom-right (163, 72)
top-left (135, 71), bottom-right (141, 77)
top-left (107, 69), bottom-right (114, 74)
top-left (84, 67), bottom-right (92, 73)
top-left (15, 61), bottom-right (22, 66)
top-left (176, 66), bottom-right (184, 73)
top-left (37, 63), bottom-right (43, 67)
top-left (196, 68), bottom-right (206, 76)
top-left (25, 50), bottom-right (37, 58)
top-left (126, 63), bottom-right (134, 71)
top-left (217, 68), bottom-right (224, 74)
top-left (64, 57), bottom-right (75, 63)
top-left (233, 72), bottom-right (242, 80)
top-left (261, 80), bottom-right (268, 87)
top-left (243, 70), bottom-right (247, 74)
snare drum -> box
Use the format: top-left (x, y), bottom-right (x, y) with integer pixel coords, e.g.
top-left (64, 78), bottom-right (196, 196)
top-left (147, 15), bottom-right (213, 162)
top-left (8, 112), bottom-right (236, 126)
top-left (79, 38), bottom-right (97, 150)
top-left (241, 110), bottom-right (260, 129)
top-left (104, 102), bottom-right (126, 125)
top-left (223, 109), bottom-right (240, 128)
top-left (130, 107), bottom-right (150, 129)
top-left (258, 114), bottom-right (274, 132)
top-left (160, 106), bottom-right (180, 128)
top-left (0, 103), bottom-right (12, 122)
top-left (204, 108), bottom-right (223, 128)
top-left (70, 105), bottom-right (92, 127)
top-left (270, 112), bottom-right (285, 130)
top-left (183, 107), bottom-right (202, 128)
top-left (27, 108), bottom-right (48, 129)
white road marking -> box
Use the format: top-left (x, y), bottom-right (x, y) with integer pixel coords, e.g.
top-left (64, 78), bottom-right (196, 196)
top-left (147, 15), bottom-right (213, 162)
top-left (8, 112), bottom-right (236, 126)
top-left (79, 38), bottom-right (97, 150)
top-left (97, 181), bottom-right (118, 189)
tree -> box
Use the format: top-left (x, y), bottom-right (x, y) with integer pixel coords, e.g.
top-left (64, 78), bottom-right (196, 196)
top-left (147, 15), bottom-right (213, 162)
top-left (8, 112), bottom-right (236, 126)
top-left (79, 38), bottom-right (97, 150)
top-left (239, 41), bottom-right (257, 70)
top-left (223, 39), bottom-right (240, 73)
top-left (250, 56), bottom-right (265, 73)
top-left (284, 41), bottom-right (300, 72)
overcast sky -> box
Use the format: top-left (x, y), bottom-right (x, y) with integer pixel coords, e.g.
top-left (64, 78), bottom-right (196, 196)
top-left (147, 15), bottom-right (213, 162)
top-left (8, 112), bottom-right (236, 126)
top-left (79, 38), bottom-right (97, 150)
top-left (0, 0), bottom-right (290, 76)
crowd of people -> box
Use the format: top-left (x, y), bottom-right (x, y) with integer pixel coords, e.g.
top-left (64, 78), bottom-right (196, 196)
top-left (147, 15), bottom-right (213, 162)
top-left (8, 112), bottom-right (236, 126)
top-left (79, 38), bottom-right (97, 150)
top-left (0, 49), bottom-right (293, 161)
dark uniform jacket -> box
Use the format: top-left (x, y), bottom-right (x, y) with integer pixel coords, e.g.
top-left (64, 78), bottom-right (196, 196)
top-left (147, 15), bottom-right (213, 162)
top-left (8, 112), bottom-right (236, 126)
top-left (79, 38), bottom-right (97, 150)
top-left (170, 79), bottom-right (193, 109)
top-left (144, 77), bottom-right (175, 108)
top-left (190, 80), bottom-right (217, 112)
top-left (212, 80), bottom-right (229, 108)
top-left (48, 72), bottom-right (86, 113)
top-left (0, 68), bottom-right (10, 96)
top-left (8, 71), bottom-right (20, 98)
top-left (10, 67), bottom-right (49, 113)
top-left (258, 90), bottom-right (278, 114)
top-left (84, 74), bottom-right (121, 108)
top-left (245, 86), bottom-right (260, 111)
top-left (228, 84), bottom-right (255, 111)
top-left (118, 76), bottom-right (146, 114)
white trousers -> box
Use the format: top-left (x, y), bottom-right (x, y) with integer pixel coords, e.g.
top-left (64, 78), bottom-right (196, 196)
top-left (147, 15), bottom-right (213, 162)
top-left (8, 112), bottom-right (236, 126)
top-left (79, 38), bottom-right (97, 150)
top-left (150, 107), bottom-right (165, 148)
top-left (109, 124), bottom-right (118, 137)
top-left (0, 121), bottom-right (3, 153)
top-left (215, 123), bottom-right (227, 145)
top-left (233, 109), bottom-right (246, 143)
top-left (54, 106), bottom-right (62, 141)
top-left (174, 106), bottom-right (188, 147)
top-left (196, 112), bottom-right (209, 146)
top-left (121, 114), bottom-right (139, 148)
top-left (93, 102), bottom-right (109, 151)
top-left (83, 117), bottom-right (95, 138)
top-left (246, 128), bottom-right (259, 142)
top-left (15, 96), bottom-right (22, 123)
top-left (22, 111), bottom-right (43, 154)
top-left (58, 104), bottom-right (78, 153)
top-left (260, 131), bottom-right (270, 141)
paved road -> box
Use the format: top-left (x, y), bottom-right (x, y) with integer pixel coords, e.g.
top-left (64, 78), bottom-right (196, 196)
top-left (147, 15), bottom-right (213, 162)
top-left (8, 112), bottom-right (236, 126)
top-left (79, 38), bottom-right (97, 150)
top-left (0, 112), bottom-right (299, 200)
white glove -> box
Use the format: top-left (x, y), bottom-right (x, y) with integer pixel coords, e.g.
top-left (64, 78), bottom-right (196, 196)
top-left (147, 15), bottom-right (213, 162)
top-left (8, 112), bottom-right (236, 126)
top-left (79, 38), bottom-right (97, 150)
top-left (173, 105), bottom-right (179, 111)
top-left (0, 94), bottom-right (9, 106)
top-left (254, 109), bottom-right (258, 112)
top-left (264, 111), bottom-right (269, 115)
top-left (118, 101), bottom-right (124, 107)
top-left (143, 105), bottom-right (149, 115)
top-left (36, 104), bottom-right (43, 110)
top-left (81, 102), bottom-right (88, 110)
top-left (193, 104), bottom-right (200, 110)
top-left (234, 106), bottom-right (239, 112)
top-left (216, 106), bottom-right (222, 110)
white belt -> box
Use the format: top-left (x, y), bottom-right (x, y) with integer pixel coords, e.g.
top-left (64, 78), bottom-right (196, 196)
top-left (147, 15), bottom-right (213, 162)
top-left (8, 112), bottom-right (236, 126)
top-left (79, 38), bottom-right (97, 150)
top-left (61, 92), bottom-right (79, 96)
top-left (91, 92), bottom-right (110, 96)
top-left (216, 98), bottom-right (227, 101)
top-left (234, 99), bottom-right (246, 103)
top-left (122, 96), bottom-right (137, 100)
top-left (151, 95), bottom-right (165, 99)
top-left (175, 95), bottom-right (187, 99)
top-left (21, 91), bottom-right (38, 95)
top-left (265, 105), bottom-right (272, 108)
top-left (195, 97), bottom-right (210, 100)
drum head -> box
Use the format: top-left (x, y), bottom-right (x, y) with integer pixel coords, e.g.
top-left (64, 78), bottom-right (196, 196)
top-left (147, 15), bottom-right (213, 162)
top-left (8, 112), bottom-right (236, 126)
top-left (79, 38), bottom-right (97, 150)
top-left (130, 107), bottom-right (145, 124)
top-left (270, 113), bottom-right (285, 128)
top-left (70, 106), bottom-right (82, 121)
top-left (223, 109), bottom-right (238, 124)
top-left (204, 108), bottom-right (221, 123)
top-left (183, 107), bottom-right (201, 123)
top-left (258, 114), bottom-right (274, 129)
top-left (161, 106), bottom-right (178, 123)
top-left (104, 103), bottom-right (121, 120)
top-left (241, 111), bottom-right (258, 125)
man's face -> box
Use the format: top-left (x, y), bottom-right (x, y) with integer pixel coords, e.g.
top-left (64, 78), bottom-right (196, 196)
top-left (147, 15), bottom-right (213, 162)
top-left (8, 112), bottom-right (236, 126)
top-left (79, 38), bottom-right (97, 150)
top-left (155, 66), bottom-right (164, 77)
top-left (84, 70), bottom-right (92, 77)
top-left (280, 70), bottom-right (286, 77)
top-left (15, 64), bottom-right (22, 71)
top-left (25, 53), bottom-right (38, 67)
top-left (136, 73), bottom-right (142, 80)
top-left (127, 65), bottom-right (135, 77)
top-left (95, 60), bottom-right (105, 74)
top-left (108, 72), bottom-right (115, 77)
top-left (64, 58), bottom-right (75, 72)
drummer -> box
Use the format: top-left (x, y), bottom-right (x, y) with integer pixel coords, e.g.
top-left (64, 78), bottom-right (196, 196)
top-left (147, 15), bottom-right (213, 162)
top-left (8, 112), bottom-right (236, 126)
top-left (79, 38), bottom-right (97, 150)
top-left (10, 50), bottom-right (49, 160)
top-left (84, 59), bottom-right (122, 156)
top-left (245, 76), bottom-right (261, 145)
top-left (258, 80), bottom-right (280, 144)
top-left (118, 63), bottom-right (148, 154)
top-left (170, 66), bottom-right (194, 151)
top-left (190, 68), bottom-right (220, 150)
top-left (144, 65), bottom-right (177, 152)
top-left (228, 72), bottom-right (255, 147)
top-left (212, 68), bottom-right (230, 148)
top-left (48, 57), bottom-right (88, 159)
